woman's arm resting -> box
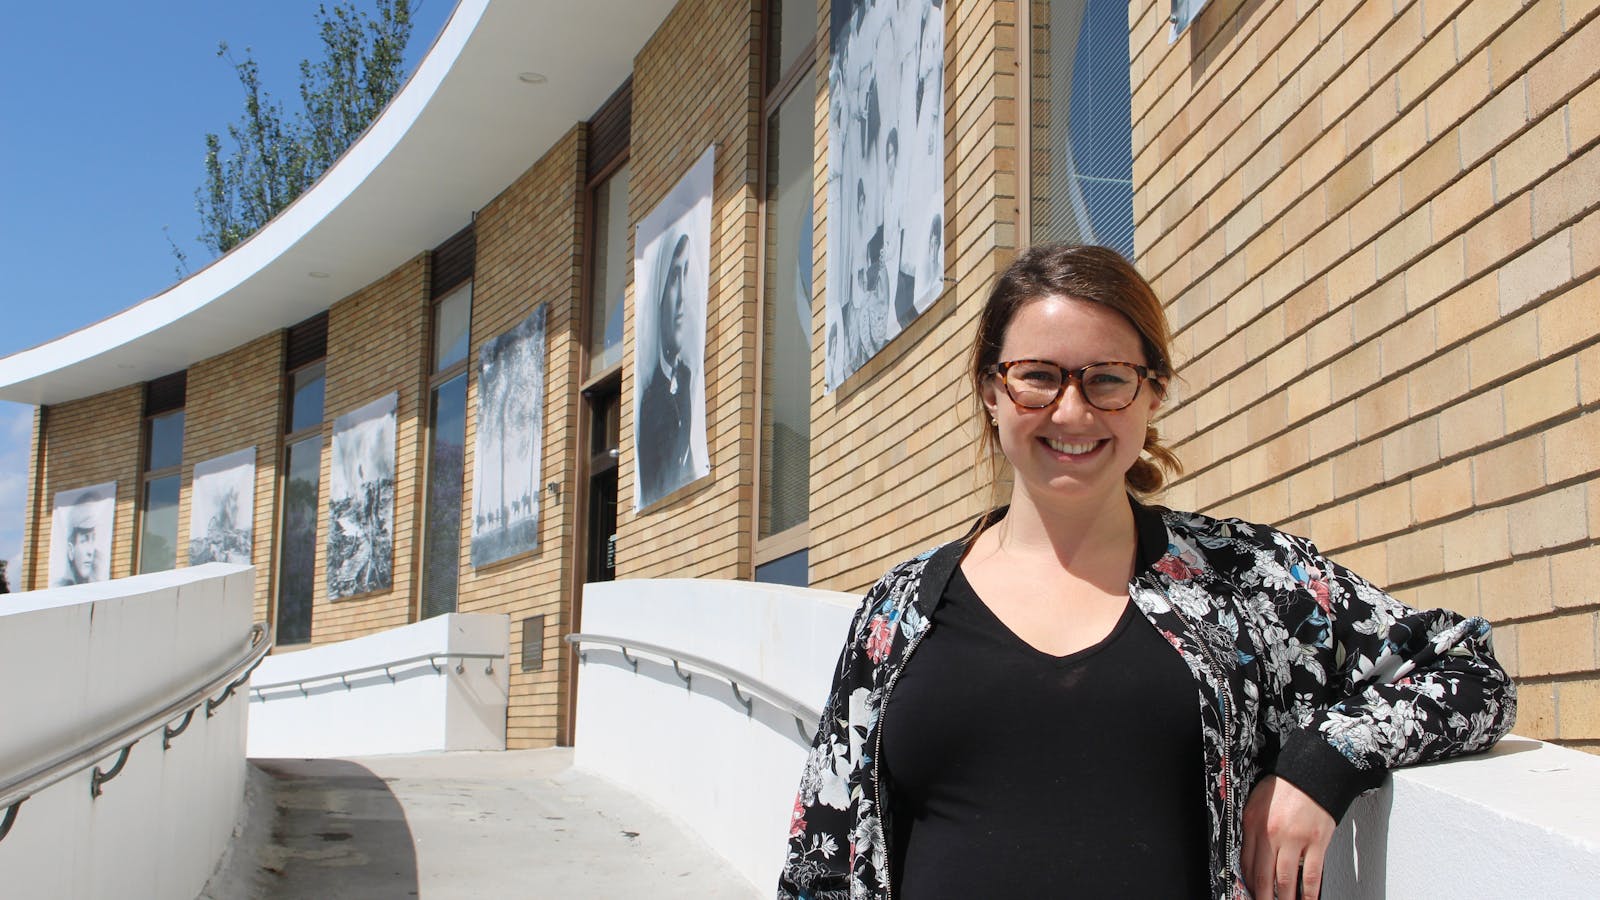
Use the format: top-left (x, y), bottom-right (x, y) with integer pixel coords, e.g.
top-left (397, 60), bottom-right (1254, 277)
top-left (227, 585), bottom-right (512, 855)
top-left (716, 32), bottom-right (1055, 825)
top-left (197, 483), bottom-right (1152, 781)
top-left (1269, 534), bottom-right (1518, 823)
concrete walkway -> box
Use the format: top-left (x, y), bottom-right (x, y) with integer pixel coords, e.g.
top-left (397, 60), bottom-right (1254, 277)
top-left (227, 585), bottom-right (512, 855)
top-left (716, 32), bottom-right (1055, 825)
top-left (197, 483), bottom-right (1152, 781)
top-left (204, 748), bottom-right (757, 899)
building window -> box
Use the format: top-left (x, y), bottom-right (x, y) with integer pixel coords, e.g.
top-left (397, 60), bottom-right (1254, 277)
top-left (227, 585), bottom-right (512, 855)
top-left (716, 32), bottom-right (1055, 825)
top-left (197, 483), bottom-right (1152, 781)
top-left (588, 163), bottom-right (630, 379)
top-left (754, 0), bottom-right (817, 585)
top-left (1027, 0), bottom-right (1135, 258)
top-left (421, 281), bottom-right (471, 619)
top-left (138, 373), bottom-right (186, 574)
top-left (277, 357), bottom-right (325, 646)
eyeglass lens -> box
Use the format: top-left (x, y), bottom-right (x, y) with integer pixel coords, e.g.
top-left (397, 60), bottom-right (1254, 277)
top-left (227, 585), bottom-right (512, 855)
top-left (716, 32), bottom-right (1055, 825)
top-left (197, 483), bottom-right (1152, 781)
top-left (1002, 362), bottom-right (1142, 410)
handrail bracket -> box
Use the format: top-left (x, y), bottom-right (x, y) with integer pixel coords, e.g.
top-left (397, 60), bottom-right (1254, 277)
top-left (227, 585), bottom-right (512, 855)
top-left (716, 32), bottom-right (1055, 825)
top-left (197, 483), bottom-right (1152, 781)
top-left (90, 744), bottom-right (134, 798)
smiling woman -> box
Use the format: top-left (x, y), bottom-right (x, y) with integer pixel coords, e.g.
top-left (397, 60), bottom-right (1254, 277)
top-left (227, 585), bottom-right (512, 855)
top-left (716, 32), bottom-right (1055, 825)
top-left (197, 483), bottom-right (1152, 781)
top-left (779, 244), bottom-right (1516, 900)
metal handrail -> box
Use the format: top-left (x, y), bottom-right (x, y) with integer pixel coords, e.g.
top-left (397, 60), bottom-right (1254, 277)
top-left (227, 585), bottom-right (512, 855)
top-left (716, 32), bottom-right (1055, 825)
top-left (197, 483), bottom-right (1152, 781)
top-left (565, 632), bottom-right (821, 741)
top-left (248, 651), bottom-right (503, 698)
top-left (0, 622), bottom-right (273, 843)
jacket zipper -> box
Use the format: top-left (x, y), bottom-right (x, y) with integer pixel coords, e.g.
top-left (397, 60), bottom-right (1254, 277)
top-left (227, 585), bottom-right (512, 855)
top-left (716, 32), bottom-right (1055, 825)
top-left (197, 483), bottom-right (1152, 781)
top-left (871, 621), bottom-right (931, 900)
top-left (1167, 600), bottom-right (1236, 894)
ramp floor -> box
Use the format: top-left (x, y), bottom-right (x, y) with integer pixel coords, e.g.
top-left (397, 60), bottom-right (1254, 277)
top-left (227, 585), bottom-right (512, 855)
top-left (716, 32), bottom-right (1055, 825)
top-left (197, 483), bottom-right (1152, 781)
top-left (203, 748), bottom-right (757, 899)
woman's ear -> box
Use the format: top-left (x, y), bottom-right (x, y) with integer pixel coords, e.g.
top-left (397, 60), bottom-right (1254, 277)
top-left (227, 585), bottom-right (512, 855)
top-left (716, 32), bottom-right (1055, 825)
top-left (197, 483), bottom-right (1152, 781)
top-left (980, 373), bottom-right (1003, 423)
top-left (1148, 377), bottom-right (1168, 410)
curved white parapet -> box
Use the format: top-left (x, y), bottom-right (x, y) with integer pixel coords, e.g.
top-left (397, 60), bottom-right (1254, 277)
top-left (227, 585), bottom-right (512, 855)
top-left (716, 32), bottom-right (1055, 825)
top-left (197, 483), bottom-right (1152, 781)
top-left (573, 578), bottom-right (859, 892)
top-left (574, 578), bottom-right (1600, 896)
top-left (0, 0), bottom-right (676, 405)
top-left (1326, 736), bottom-right (1600, 898)
top-left (248, 613), bottom-right (510, 759)
top-left (0, 565), bottom-right (256, 900)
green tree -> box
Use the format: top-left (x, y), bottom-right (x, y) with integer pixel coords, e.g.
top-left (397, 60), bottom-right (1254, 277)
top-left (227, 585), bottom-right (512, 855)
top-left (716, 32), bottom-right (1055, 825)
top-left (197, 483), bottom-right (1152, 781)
top-left (196, 1), bottom-right (413, 255)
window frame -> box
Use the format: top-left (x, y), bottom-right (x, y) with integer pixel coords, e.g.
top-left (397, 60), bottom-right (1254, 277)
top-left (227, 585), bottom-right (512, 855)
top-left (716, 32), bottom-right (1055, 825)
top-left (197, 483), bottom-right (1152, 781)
top-left (417, 279), bottom-right (473, 622)
top-left (135, 406), bottom-right (185, 574)
top-left (567, 81), bottom-right (633, 746)
top-left (273, 357), bottom-right (327, 647)
top-left (1017, 0), bottom-right (1136, 256)
top-left (751, 0), bottom-right (819, 573)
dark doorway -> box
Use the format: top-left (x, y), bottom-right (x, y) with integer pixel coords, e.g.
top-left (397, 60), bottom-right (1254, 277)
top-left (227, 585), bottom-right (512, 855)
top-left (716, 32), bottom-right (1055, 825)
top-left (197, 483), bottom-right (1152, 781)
top-left (585, 384), bottom-right (620, 584)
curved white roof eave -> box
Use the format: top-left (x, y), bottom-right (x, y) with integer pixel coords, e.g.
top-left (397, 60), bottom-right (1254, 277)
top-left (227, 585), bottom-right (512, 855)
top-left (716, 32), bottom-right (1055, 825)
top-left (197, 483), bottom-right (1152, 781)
top-left (0, 0), bottom-right (673, 406)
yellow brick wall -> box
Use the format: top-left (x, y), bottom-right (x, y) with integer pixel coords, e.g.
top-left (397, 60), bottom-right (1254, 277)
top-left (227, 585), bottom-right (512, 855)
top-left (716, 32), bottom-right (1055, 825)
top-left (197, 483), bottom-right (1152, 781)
top-left (617, 0), bottom-right (763, 580)
top-left (182, 332), bottom-right (286, 625)
top-left (28, 386), bottom-right (143, 589)
top-left (809, 0), bottom-right (1022, 592)
top-left (317, 256), bottom-right (431, 641)
top-left (460, 126), bottom-right (586, 749)
top-left (21, 406), bottom-right (44, 588)
top-left (1134, 0), bottom-right (1600, 752)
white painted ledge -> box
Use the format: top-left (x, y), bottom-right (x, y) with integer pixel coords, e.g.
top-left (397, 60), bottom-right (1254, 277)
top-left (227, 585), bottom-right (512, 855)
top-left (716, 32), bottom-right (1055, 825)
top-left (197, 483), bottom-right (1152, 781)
top-left (1327, 736), bottom-right (1600, 898)
top-left (0, 565), bottom-right (256, 900)
top-left (248, 612), bottom-right (510, 759)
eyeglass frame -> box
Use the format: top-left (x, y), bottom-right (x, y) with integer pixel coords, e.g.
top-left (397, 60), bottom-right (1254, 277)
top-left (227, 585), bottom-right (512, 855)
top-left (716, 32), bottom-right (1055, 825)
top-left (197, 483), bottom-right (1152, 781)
top-left (987, 359), bottom-right (1163, 411)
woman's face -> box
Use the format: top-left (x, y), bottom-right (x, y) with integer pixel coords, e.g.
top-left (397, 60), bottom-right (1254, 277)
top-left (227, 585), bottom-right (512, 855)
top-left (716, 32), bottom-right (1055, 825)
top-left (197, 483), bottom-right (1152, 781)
top-left (980, 295), bottom-right (1159, 508)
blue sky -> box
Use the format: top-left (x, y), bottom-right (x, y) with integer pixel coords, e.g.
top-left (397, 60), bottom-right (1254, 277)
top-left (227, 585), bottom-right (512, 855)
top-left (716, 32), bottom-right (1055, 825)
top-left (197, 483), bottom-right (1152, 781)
top-left (0, 2), bottom-right (453, 586)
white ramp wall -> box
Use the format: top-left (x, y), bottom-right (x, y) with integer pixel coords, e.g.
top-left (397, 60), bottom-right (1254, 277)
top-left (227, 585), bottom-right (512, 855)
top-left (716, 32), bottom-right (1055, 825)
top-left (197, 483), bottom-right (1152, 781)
top-left (573, 578), bottom-right (858, 891)
top-left (248, 613), bottom-right (510, 758)
top-left (0, 564), bottom-right (256, 900)
top-left (574, 578), bottom-right (1600, 896)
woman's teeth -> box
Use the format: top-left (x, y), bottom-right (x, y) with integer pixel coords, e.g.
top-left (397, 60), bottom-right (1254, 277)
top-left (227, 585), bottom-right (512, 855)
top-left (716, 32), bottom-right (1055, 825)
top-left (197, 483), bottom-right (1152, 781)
top-left (1045, 438), bottom-right (1100, 455)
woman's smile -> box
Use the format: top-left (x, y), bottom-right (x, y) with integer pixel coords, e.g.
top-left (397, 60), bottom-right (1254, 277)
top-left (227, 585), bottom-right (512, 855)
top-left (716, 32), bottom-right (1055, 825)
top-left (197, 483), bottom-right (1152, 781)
top-left (1040, 436), bottom-right (1107, 458)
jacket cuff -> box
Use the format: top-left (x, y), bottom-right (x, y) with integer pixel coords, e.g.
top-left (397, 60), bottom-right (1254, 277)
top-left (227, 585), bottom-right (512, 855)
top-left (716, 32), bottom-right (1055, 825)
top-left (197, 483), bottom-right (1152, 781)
top-left (1272, 727), bottom-right (1388, 823)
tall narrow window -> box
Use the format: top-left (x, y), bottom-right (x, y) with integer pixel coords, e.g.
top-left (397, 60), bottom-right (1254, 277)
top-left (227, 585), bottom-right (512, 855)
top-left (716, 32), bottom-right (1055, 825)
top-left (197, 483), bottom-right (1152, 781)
top-left (278, 363), bottom-right (324, 644)
top-left (138, 373), bottom-right (186, 574)
top-left (277, 313), bottom-right (327, 646)
top-left (1028, 0), bottom-right (1135, 258)
top-left (588, 165), bottom-right (630, 379)
top-left (579, 79), bottom-right (631, 594)
top-left (755, 0), bottom-right (818, 586)
top-left (421, 271), bottom-right (471, 620)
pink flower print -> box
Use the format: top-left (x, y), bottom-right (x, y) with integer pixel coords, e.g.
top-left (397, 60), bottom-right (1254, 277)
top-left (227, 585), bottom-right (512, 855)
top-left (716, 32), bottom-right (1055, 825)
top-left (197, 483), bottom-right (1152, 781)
top-left (790, 796), bottom-right (806, 837)
top-left (865, 615), bottom-right (894, 663)
top-left (1154, 553), bottom-right (1199, 581)
top-left (1308, 579), bottom-right (1331, 612)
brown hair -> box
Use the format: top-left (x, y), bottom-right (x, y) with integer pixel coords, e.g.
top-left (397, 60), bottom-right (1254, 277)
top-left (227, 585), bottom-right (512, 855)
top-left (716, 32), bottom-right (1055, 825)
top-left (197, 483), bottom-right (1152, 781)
top-left (970, 243), bottom-right (1182, 499)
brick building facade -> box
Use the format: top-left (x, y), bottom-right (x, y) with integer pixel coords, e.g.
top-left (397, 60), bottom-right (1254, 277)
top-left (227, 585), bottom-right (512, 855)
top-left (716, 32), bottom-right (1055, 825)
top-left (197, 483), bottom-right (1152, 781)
top-left (5, 0), bottom-right (1596, 751)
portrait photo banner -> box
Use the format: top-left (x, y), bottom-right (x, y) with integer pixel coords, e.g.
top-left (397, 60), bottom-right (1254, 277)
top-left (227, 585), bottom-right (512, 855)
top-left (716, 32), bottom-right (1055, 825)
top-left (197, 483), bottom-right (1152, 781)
top-left (472, 304), bottom-right (548, 568)
top-left (49, 481), bottom-right (116, 587)
top-left (327, 392), bottom-right (397, 599)
top-left (632, 144), bottom-right (714, 511)
top-left (188, 447), bottom-right (256, 565)
top-left (825, 0), bottom-right (946, 391)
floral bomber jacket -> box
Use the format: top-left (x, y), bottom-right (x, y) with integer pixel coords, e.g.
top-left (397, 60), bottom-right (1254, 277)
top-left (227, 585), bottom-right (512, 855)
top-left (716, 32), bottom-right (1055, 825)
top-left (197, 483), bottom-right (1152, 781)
top-left (777, 501), bottom-right (1516, 900)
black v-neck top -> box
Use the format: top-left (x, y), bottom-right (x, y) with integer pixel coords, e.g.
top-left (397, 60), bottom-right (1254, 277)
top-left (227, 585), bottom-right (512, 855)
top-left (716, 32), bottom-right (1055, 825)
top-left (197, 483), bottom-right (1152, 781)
top-left (880, 561), bottom-right (1210, 897)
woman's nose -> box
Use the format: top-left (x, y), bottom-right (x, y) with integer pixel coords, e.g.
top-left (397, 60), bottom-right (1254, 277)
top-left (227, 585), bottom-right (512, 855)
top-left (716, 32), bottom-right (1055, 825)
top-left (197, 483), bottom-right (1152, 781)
top-left (1051, 380), bottom-right (1097, 423)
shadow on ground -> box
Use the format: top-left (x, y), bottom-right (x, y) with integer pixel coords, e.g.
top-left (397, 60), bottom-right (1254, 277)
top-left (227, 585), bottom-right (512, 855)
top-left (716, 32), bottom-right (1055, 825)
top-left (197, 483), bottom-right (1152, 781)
top-left (204, 748), bottom-right (755, 899)
top-left (224, 758), bottom-right (420, 899)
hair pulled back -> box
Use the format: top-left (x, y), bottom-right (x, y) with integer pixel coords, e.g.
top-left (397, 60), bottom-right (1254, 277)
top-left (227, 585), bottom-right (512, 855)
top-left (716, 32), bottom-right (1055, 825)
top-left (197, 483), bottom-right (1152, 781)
top-left (971, 243), bottom-right (1182, 496)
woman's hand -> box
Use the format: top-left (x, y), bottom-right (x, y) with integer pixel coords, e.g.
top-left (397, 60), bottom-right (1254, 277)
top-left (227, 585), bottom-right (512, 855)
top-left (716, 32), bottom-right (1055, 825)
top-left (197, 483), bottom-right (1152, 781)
top-left (1240, 775), bottom-right (1336, 899)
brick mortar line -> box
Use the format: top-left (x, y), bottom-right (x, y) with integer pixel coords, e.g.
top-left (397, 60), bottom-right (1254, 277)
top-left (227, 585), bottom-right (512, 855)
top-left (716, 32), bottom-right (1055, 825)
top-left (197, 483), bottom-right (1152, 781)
top-left (1141, 0), bottom-right (1567, 300)
top-left (1159, 12), bottom-right (1600, 386)
top-left (1175, 271), bottom-right (1600, 516)
top-left (1164, 200), bottom-right (1600, 477)
top-left (1509, 671), bottom-right (1600, 687)
top-left (1187, 355), bottom-right (1600, 545)
top-left (1377, 535), bottom-right (1600, 599)
top-left (1129, 0), bottom-right (1330, 182)
top-left (1135, 0), bottom-right (1427, 279)
top-left (1163, 43), bottom-right (1600, 390)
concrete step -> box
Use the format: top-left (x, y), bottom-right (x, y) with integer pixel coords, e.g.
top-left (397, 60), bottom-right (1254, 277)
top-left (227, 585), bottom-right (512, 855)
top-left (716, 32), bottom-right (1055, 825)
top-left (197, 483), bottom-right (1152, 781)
top-left (202, 748), bottom-right (757, 899)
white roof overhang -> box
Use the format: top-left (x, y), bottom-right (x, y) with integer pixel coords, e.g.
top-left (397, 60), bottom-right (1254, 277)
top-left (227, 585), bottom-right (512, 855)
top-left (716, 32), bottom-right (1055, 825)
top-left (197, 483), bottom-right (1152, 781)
top-left (0, 0), bottom-right (672, 406)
